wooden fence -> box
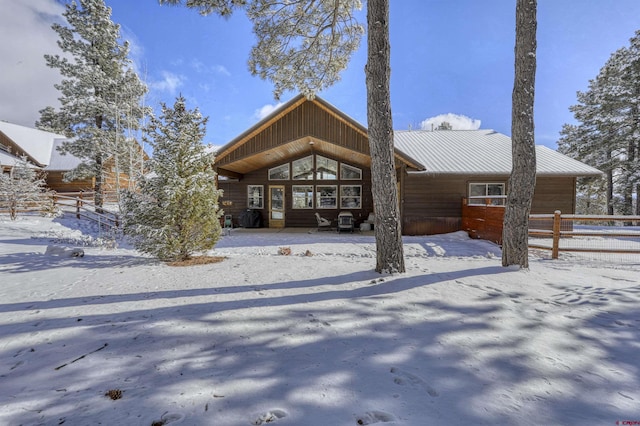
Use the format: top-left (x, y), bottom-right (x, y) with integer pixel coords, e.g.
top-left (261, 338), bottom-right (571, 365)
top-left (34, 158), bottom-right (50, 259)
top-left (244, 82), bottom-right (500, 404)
top-left (52, 191), bottom-right (120, 229)
top-left (463, 199), bottom-right (640, 259)
top-left (528, 211), bottom-right (640, 259)
top-left (1, 191), bottom-right (120, 229)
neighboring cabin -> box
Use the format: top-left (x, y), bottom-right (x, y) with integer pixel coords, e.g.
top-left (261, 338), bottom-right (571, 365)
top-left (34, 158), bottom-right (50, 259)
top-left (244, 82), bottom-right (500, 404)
top-left (214, 94), bottom-right (602, 235)
top-left (0, 121), bottom-right (145, 196)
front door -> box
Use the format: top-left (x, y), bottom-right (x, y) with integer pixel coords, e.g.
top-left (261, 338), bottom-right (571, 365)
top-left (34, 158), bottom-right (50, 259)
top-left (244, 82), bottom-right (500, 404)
top-left (269, 185), bottom-right (285, 228)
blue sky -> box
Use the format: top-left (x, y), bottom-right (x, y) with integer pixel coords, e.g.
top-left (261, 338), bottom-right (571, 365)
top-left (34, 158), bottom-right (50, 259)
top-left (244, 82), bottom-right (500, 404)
top-left (1, 1), bottom-right (640, 150)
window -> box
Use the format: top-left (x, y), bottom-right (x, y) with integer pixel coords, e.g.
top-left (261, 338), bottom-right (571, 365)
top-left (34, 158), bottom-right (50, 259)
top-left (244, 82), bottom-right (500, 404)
top-left (316, 185), bottom-right (337, 209)
top-left (247, 185), bottom-right (264, 209)
top-left (292, 155), bottom-right (314, 180)
top-left (340, 163), bottom-right (362, 180)
top-left (315, 155), bottom-right (337, 180)
top-left (268, 164), bottom-right (289, 180)
top-left (468, 183), bottom-right (505, 205)
top-left (340, 185), bottom-right (362, 209)
top-left (292, 185), bottom-right (313, 209)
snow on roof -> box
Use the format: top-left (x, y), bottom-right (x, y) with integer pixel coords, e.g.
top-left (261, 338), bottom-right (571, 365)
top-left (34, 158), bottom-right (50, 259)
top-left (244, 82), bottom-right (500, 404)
top-left (45, 138), bottom-right (83, 171)
top-left (394, 129), bottom-right (603, 177)
top-left (0, 148), bottom-right (21, 168)
top-left (0, 121), bottom-right (67, 166)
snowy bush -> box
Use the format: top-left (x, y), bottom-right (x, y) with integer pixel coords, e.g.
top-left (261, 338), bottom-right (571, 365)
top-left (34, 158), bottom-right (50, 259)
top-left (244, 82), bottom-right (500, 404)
top-left (120, 96), bottom-right (223, 262)
top-left (0, 156), bottom-right (53, 220)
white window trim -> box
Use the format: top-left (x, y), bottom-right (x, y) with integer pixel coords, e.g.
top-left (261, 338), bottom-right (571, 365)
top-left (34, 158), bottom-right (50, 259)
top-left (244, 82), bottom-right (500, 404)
top-left (292, 185), bottom-right (314, 209)
top-left (247, 185), bottom-right (264, 209)
top-left (316, 185), bottom-right (338, 209)
top-left (340, 163), bottom-right (362, 180)
top-left (340, 185), bottom-right (362, 209)
top-left (268, 163), bottom-right (290, 180)
top-left (315, 155), bottom-right (338, 180)
top-left (292, 155), bottom-right (314, 180)
top-left (468, 182), bottom-right (506, 206)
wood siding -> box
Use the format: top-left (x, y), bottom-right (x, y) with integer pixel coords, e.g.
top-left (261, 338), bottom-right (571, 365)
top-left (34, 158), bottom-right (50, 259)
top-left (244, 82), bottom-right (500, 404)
top-left (530, 176), bottom-right (576, 214)
top-left (462, 201), bottom-right (505, 244)
top-left (216, 101), bottom-right (370, 172)
top-left (46, 171), bottom-right (93, 193)
top-left (402, 174), bottom-right (577, 236)
top-left (219, 155), bottom-right (373, 228)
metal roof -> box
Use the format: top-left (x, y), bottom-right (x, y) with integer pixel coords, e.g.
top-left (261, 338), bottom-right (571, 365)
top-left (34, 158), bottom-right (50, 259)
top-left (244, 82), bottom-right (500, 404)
top-left (0, 121), bottom-right (83, 171)
top-left (0, 148), bottom-right (21, 168)
top-left (394, 129), bottom-right (603, 177)
top-left (45, 138), bottom-right (83, 171)
top-left (0, 121), bottom-right (66, 166)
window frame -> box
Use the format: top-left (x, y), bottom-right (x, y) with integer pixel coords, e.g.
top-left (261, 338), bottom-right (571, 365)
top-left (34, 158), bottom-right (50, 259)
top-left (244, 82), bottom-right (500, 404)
top-left (268, 163), bottom-right (290, 180)
top-left (468, 182), bottom-right (506, 206)
top-left (315, 155), bottom-right (338, 180)
top-left (292, 185), bottom-right (314, 209)
top-left (340, 163), bottom-right (362, 180)
top-left (292, 155), bottom-right (314, 180)
top-left (340, 185), bottom-right (362, 209)
top-left (316, 185), bottom-right (338, 209)
top-left (247, 185), bottom-right (264, 209)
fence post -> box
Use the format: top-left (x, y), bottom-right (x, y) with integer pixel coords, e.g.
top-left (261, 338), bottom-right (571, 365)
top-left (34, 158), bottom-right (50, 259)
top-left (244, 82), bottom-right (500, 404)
top-left (552, 210), bottom-right (561, 260)
top-left (75, 197), bottom-right (81, 219)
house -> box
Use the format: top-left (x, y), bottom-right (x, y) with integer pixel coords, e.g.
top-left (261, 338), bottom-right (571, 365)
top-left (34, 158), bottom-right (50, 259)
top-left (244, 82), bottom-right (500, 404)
top-left (0, 121), bottom-right (146, 196)
top-left (214, 94), bottom-right (602, 235)
top-left (394, 129), bottom-right (603, 235)
top-left (0, 121), bottom-right (92, 191)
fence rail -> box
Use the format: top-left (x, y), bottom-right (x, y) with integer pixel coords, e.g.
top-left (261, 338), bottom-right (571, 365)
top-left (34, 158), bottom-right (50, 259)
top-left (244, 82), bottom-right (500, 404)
top-left (2, 191), bottom-right (120, 229)
top-left (52, 192), bottom-right (120, 229)
top-left (528, 211), bottom-right (640, 259)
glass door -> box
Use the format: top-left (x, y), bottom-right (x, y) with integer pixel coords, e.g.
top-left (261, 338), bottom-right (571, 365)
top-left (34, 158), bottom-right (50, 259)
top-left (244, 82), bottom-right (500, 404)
top-left (269, 185), bottom-right (285, 228)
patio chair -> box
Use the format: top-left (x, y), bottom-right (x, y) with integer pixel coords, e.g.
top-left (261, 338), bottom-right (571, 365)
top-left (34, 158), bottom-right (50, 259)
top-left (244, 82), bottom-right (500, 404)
top-left (315, 212), bottom-right (332, 231)
top-left (337, 211), bottom-right (354, 233)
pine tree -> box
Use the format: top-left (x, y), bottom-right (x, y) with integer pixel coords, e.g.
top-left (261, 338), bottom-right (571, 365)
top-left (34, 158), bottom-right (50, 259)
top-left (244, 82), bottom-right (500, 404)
top-left (159, 0), bottom-right (406, 273)
top-left (120, 96), bottom-right (223, 262)
top-left (502, 0), bottom-right (537, 269)
top-left (365, 0), bottom-right (405, 273)
top-left (0, 157), bottom-right (53, 220)
top-left (37, 0), bottom-right (148, 209)
top-left (559, 31), bottom-right (640, 216)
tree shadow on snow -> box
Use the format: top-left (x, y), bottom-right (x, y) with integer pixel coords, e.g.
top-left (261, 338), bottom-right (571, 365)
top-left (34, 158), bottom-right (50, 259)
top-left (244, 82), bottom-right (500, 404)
top-left (1, 264), bottom-right (639, 425)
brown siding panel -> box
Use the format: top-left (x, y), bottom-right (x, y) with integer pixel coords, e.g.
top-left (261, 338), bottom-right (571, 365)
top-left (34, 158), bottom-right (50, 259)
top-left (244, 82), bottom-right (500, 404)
top-left (532, 177), bottom-right (576, 214)
top-left (46, 172), bottom-right (93, 193)
top-left (402, 174), bottom-right (471, 235)
top-left (216, 101), bottom-right (370, 170)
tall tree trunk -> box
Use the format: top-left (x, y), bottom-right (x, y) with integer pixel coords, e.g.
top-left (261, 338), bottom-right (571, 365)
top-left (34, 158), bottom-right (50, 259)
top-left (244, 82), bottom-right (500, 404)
top-left (94, 153), bottom-right (104, 213)
top-left (365, 0), bottom-right (405, 273)
top-left (606, 149), bottom-right (614, 215)
top-left (502, 0), bottom-right (537, 268)
top-left (95, 113), bottom-right (104, 211)
top-left (623, 137), bottom-right (636, 218)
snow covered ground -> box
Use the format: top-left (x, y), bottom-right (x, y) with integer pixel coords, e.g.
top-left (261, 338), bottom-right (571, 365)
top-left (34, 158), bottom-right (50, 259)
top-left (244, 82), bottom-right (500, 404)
top-left (0, 214), bottom-right (639, 426)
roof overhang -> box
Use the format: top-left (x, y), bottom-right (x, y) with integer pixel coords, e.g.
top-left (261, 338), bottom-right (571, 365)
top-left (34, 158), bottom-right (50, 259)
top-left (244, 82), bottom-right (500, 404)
top-left (216, 135), bottom-right (374, 177)
top-left (214, 94), bottom-right (423, 178)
